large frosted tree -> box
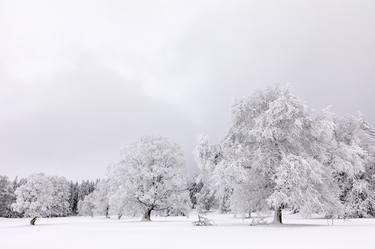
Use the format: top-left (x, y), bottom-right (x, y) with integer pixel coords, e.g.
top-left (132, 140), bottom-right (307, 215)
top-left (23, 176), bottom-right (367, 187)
top-left (108, 136), bottom-right (190, 221)
top-left (221, 85), bottom-right (341, 223)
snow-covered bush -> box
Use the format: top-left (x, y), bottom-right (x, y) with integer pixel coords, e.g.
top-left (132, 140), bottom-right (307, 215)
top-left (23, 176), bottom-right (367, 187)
top-left (192, 214), bottom-right (215, 226)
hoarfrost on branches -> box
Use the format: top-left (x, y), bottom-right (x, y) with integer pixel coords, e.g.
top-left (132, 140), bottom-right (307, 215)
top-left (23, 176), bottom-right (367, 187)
top-left (107, 136), bottom-right (191, 221)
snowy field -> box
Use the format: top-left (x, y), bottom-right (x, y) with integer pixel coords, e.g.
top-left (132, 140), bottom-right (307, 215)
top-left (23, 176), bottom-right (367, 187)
top-left (1, 213), bottom-right (374, 249)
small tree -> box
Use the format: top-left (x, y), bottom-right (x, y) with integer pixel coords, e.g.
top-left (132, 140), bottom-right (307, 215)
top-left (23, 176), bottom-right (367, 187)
top-left (92, 180), bottom-right (110, 218)
top-left (108, 136), bottom-right (190, 221)
top-left (78, 193), bottom-right (95, 217)
top-left (193, 135), bottom-right (220, 213)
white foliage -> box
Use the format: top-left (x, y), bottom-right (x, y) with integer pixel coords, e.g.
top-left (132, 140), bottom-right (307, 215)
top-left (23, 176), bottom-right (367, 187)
top-left (78, 193), bottom-right (95, 217)
top-left (92, 180), bottom-right (110, 217)
top-left (12, 174), bottom-right (70, 218)
top-left (107, 136), bottom-right (190, 220)
top-left (325, 114), bottom-right (375, 217)
top-left (268, 155), bottom-right (340, 215)
top-left (49, 176), bottom-right (71, 217)
top-left (193, 135), bottom-right (223, 212)
top-left (220, 85), bottom-right (342, 219)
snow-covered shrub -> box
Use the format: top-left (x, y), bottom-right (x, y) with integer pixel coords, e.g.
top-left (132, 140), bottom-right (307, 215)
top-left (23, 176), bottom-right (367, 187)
top-left (249, 217), bottom-right (267, 226)
top-left (192, 214), bottom-right (215, 226)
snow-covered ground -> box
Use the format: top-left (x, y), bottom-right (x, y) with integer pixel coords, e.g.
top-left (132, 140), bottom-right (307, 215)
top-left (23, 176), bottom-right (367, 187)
top-left (1, 212), bottom-right (374, 249)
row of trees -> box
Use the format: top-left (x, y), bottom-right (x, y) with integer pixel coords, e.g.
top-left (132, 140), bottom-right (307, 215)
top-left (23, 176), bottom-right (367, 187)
top-left (2, 137), bottom-right (192, 225)
top-left (1, 85), bottom-right (375, 225)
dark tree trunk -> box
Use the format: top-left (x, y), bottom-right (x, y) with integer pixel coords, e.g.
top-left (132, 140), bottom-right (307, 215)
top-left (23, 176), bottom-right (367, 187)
top-left (105, 205), bottom-right (109, 218)
top-left (30, 217), bottom-right (37, 226)
top-left (143, 208), bottom-right (152, 221)
top-left (118, 214), bottom-right (122, 220)
top-left (273, 207), bottom-right (282, 224)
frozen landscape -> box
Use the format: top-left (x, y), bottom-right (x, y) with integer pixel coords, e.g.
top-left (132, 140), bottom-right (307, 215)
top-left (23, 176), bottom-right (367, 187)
top-left (1, 1), bottom-right (375, 249)
top-left (1, 213), bottom-right (375, 249)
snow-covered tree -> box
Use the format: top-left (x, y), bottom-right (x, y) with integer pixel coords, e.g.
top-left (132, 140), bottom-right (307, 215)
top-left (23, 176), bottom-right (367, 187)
top-left (220, 85), bottom-right (341, 223)
top-left (0, 176), bottom-right (16, 217)
top-left (78, 193), bottom-right (95, 217)
top-left (91, 179), bottom-right (110, 217)
top-left (12, 174), bottom-right (55, 225)
top-left (49, 176), bottom-right (71, 217)
top-left (76, 179), bottom-right (110, 217)
top-left (107, 136), bottom-right (190, 221)
top-left (187, 175), bottom-right (203, 209)
top-left (67, 180), bottom-right (97, 216)
top-left (12, 174), bottom-right (72, 224)
top-left (325, 114), bottom-right (375, 217)
top-left (193, 135), bottom-right (221, 213)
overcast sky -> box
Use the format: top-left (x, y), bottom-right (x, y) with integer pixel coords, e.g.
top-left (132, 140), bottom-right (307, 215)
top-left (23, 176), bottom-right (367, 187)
top-left (0, 0), bottom-right (374, 180)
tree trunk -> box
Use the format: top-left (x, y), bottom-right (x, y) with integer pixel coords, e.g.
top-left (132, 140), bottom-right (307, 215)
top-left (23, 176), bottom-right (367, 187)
top-left (30, 217), bottom-right (37, 226)
top-left (273, 207), bottom-right (282, 224)
top-left (117, 214), bottom-right (122, 220)
top-left (105, 205), bottom-right (109, 218)
top-left (142, 208), bottom-right (152, 221)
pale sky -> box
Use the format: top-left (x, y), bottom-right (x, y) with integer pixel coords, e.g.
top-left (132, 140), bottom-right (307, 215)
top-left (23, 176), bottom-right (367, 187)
top-left (1, 0), bottom-right (374, 180)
